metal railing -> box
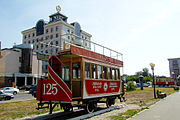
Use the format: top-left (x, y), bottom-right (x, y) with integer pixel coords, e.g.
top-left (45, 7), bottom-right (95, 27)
top-left (33, 33), bottom-right (123, 62)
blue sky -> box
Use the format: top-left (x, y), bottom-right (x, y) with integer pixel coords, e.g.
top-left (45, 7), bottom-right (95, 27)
top-left (0, 0), bottom-right (180, 76)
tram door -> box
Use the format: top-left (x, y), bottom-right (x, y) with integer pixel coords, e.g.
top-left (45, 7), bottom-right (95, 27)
top-left (62, 63), bottom-right (81, 98)
top-left (72, 63), bottom-right (81, 98)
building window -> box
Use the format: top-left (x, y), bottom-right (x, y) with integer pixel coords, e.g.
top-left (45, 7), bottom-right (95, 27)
top-left (56, 33), bottom-right (59, 38)
top-left (56, 48), bottom-right (58, 52)
top-left (46, 45), bottom-right (48, 48)
top-left (56, 41), bottom-right (58, 45)
top-left (51, 28), bottom-right (53, 33)
top-left (45, 50), bottom-right (48, 53)
top-left (41, 37), bottom-right (43, 41)
top-left (28, 34), bottom-right (31, 38)
top-left (46, 29), bottom-right (48, 34)
top-left (46, 36), bottom-right (49, 40)
top-left (24, 35), bottom-right (27, 39)
top-left (36, 45), bottom-right (39, 50)
top-left (67, 29), bottom-right (70, 33)
top-left (32, 39), bottom-right (35, 43)
top-left (32, 33), bottom-right (35, 37)
top-left (41, 44), bottom-right (43, 49)
top-left (50, 35), bottom-right (53, 39)
top-left (41, 51), bottom-right (43, 53)
top-left (36, 38), bottom-right (39, 42)
top-left (19, 57), bottom-right (22, 63)
top-left (56, 26), bottom-right (58, 31)
top-left (28, 41), bottom-right (31, 44)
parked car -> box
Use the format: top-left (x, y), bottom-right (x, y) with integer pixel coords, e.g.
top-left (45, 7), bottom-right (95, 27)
top-left (19, 85), bottom-right (34, 91)
top-left (0, 87), bottom-right (19, 95)
top-left (31, 85), bottom-right (37, 98)
top-left (136, 83), bottom-right (141, 88)
top-left (0, 91), bottom-right (14, 100)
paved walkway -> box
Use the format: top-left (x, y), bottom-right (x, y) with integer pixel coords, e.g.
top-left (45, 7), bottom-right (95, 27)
top-left (129, 91), bottom-right (180, 120)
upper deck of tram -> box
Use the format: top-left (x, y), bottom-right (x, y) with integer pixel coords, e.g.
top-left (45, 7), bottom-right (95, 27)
top-left (38, 33), bottom-right (123, 67)
top-left (56, 43), bottom-right (123, 67)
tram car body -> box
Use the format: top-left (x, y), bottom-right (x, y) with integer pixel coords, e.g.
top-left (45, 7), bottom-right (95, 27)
top-left (156, 77), bottom-right (175, 87)
top-left (36, 44), bottom-right (124, 113)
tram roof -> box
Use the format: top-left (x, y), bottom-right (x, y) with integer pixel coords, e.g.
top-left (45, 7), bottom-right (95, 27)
top-left (57, 44), bottom-right (123, 67)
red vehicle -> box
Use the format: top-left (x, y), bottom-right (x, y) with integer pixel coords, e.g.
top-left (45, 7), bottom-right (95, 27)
top-left (156, 77), bottom-right (175, 87)
top-left (36, 41), bottom-right (124, 113)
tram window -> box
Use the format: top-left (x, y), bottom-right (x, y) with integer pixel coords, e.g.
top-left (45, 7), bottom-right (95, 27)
top-left (85, 63), bottom-right (90, 78)
top-left (62, 65), bottom-right (69, 81)
top-left (73, 64), bottom-right (80, 79)
top-left (116, 69), bottom-right (120, 80)
top-left (108, 67), bottom-right (112, 79)
top-left (91, 64), bottom-right (96, 79)
top-left (103, 66), bottom-right (107, 79)
top-left (97, 65), bottom-right (102, 79)
top-left (112, 68), bottom-right (116, 80)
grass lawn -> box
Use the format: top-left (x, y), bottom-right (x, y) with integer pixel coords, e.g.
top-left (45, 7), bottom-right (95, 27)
top-left (0, 99), bottom-right (61, 120)
top-left (110, 87), bottom-right (176, 120)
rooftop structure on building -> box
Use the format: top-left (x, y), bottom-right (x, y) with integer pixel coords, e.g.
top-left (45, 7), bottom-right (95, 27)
top-left (22, 6), bottom-right (92, 55)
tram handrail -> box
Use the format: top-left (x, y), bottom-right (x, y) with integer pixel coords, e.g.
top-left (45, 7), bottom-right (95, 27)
top-left (33, 33), bottom-right (123, 61)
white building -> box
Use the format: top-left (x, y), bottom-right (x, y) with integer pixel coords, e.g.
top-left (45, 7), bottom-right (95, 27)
top-left (21, 7), bottom-right (92, 74)
top-left (21, 9), bottom-right (92, 54)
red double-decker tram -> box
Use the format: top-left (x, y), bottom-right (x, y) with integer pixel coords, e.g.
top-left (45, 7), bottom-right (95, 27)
top-left (36, 41), bottom-right (124, 113)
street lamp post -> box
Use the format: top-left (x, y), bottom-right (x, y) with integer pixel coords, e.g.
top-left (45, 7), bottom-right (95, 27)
top-left (150, 63), bottom-right (156, 99)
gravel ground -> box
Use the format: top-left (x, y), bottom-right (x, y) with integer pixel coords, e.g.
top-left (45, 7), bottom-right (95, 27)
top-left (88, 103), bottom-right (141, 120)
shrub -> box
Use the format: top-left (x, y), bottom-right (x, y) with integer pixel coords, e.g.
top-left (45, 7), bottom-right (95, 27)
top-left (126, 81), bottom-right (136, 91)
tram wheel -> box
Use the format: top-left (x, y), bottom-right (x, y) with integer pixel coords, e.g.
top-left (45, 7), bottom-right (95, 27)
top-left (63, 106), bottom-right (71, 112)
top-left (86, 102), bottom-right (97, 113)
top-left (106, 99), bottom-right (112, 108)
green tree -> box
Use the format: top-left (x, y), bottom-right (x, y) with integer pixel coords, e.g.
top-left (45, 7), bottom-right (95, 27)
top-left (142, 68), bottom-right (149, 77)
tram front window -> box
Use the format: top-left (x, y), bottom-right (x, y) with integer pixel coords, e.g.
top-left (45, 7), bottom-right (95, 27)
top-left (62, 65), bottom-right (69, 81)
top-left (73, 63), bottom-right (80, 79)
top-left (112, 69), bottom-right (116, 80)
top-left (116, 69), bottom-right (120, 80)
top-left (108, 67), bottom-right (112, 79)
top-left (97, 65), bottom-right (102, 79)
top-left (91, 64), bottom-right (96, 79)
top-left (85, 63), bottom-right (90, 78)
top-left (103, 66), bottom-right (107, 79)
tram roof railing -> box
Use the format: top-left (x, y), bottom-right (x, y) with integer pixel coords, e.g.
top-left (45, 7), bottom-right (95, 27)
top-left (34, 33), bottom-right (123, 62)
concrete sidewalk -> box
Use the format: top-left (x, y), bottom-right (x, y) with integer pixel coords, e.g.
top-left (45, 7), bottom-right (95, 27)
top-left (129, 91), bottom-right (180, 120)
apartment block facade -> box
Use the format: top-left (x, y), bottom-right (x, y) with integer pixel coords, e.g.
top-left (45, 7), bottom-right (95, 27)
top-left (168, 58), bottom-right (180, 78)
top-left (21, 11), bottom-right (92, 55)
